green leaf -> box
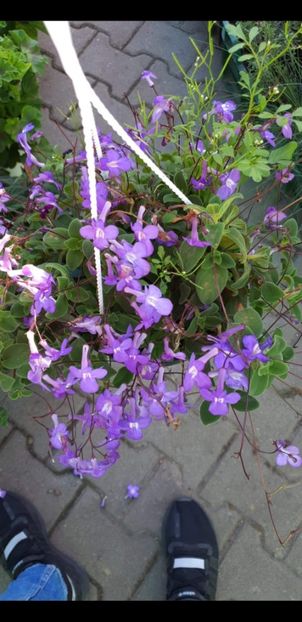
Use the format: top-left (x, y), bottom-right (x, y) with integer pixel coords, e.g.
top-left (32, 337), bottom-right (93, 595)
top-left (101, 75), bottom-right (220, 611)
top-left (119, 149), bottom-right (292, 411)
top-left (230, 264), bottom-right (251, 290)
top-left (200, 401), bottom-right (219, 425)
top-left (249, 26), bottom-right (259, 42)
top-left (222, 227), bottom-right (247, 262)
top-left (39, 262), bottom-right (69, 277)
top-left (282, 346), bottom-right (294, 361)
top-left (46, 294), bottom-right (68, 320)
top-left (1, 343), bottom-right (29, 369)
top-left (266, 334), bottom-right (287, 357)
top-left (112, 367), bottom-right (134, 388)
top-left (233, 392), bottom-right (260, 411)
top-left (0, 372), bottom-right (14, 392)
top-left (66, 249), bottom-right (84, 271)
top-left (228, 42), bottom-right (245, 54)
top-left (261, 281), bottom-right (283, 304)
top-left (292, 107), bottom-right (302, 117)
top-left (249, 369), bottom-right (269, 396)
top-left (0, 310), bottom-right (18, 333)
top-left (195, 264), bottom-right (228, 305)
top-left (276, 104), bottom-right (292, 114)
top-left (173, 171), bottom-right (187, 193)
top-left (234, 307), bottom-right (263, 337)
top-left (0, 406), bottom-right (9, 427)
top-left (179, 241), bottom-right (206, 272)
top-left (43, 228), bottom-right (68, 250)
top-left (64, 237), bottom-right (82, 251)
top-left (206, 222), bottom-right (225, 247)
top-left (268, 141), bottom-right (298, 166)
top-left (68, 218), bottom-right (82, 238)
top-left (238, 53), bottom-right (254, 62)
top-left (65, 286), bottom-right (90, 303)
top-left (220, 253), bottom-right (236, 269)
top-left (82, 239), bottom-right (93, 259)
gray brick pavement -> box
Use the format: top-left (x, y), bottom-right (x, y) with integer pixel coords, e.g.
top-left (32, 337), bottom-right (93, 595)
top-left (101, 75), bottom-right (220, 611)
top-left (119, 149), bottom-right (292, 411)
top-left (0, 20), bottom-right (301, 602)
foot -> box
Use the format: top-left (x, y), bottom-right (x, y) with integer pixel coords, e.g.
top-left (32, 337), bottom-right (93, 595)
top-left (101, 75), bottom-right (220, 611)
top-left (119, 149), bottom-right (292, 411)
top-left (164, 497), bottom-right (219, 601)
top-left (0, 490), bottom-right (88, 600)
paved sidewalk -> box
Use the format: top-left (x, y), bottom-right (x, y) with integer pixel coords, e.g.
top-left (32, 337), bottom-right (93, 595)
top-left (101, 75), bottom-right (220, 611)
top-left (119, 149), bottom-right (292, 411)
top-left (1, 21), bottom-right (302, 601)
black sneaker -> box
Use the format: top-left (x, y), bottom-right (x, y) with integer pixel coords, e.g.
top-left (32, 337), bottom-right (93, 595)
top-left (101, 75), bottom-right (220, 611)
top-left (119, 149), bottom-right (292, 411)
top-left (0, 490), bottom-right (89, 600)
top-left (165, 497), bottom-right (219, 601)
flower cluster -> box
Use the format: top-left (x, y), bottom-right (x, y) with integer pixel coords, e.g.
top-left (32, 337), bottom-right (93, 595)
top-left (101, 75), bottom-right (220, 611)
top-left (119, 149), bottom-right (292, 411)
top-left (0, 44), bottom-right (302, 486)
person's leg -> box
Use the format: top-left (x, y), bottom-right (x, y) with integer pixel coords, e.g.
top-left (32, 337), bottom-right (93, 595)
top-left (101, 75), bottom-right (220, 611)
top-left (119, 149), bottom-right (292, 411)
top-left (0, 490), bottom-right (88, 600)
top-left (164, 497), bottom-right (219, 601)
top-left (0, 563), bottom-right (68, 601)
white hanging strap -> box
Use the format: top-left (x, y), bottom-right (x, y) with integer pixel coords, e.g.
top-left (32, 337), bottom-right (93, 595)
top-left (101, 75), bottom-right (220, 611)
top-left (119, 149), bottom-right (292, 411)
top-left (44, 21), bottom-right (191, 316)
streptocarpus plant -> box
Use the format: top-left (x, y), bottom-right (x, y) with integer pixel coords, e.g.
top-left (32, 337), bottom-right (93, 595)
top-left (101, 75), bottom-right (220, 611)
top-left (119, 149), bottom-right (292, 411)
top-left (1, 23), bottom-right (302, 515)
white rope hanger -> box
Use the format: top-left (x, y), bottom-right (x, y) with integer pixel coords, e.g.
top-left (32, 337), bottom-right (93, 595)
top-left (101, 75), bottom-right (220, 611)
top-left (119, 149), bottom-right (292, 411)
top-left (44, 21), bottom-right (191, 314)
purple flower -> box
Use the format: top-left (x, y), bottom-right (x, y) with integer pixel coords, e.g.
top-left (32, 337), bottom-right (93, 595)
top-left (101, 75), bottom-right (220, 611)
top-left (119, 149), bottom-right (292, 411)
top-left (80, 166), bottom-right (108, 212)
top-left (49, 414), bottom-right (69, 450)
top-left (80, 219), bottom-right (119, 250)
top-left (67, 344), bottom-right (108, 393)
top-left (241, 335), bottom-right (269, 363)
top-left (275, 168), bottom-right (294, 184)
top-left (131, 206), bottom-right (159, 256)
top-left (17, 123), bottom-right (45, 168)
top-left (264, 207), bottom-right (287, 228)
top-left (110, 239), bottom-right (151, 280)
top-left (43, 375), bottom-right (75, 399)
top-left (0, 489), bottom-right (6, 499)
top-left (71, 316), bottom-right (102, 336)
top-left (200, 369), bottom-right (240, 416)
top-left (161, 337), bottom-right (186, 362)
top-left (275, 440), bottom-right (302, 468)
top-left (151, 96), bottom-right (171, 123)
top-left (216, 169), bottom-right (240, 201)
top-left (183, 353), bottom-right (212, 392)
top-left (260, 129), bottom-right (276, 147)
top-left (125, 484), bottom-right (140, 499)
top-left (213, 100), bottom-right (236, 123)
top-left (99, 149), bottom-right (134, 178)
top-left (190, 160), bottom-right (211, 192)
top-left (119, 396), bottom-right (151, 441)
top-left (27, 352), bottom-right (52, 387)
top-left (196, 139), bottom-right (206, 153)
top-left (183, 216), bottom-right (212, 248)
top-left (224, 370), bottom-right (249, 392)
top-left (281, 113), bottom-right (292, 139)
top-left (141, 70), bottom-right (157, 87)
top-left (125, 284), bottom-right (173, 328)
top-left (157, 227), bottom-right (179, 247)
top-left (33, 171), bottom-right (61, 190)
top-left (40, 338), bottom-right (72, 362)
top-left (0, 183), bottom-right (10, 213)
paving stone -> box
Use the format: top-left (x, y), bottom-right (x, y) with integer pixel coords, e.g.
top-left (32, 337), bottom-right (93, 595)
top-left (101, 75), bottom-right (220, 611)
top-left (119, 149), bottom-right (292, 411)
top-left (51, 487), bottom-right (157, 600)
top-left (124, 22), bottom-right (204, 79)
top-left (124, 458), bottom-right (183, 535)
top-left (248, 385), bottom-right (299, 443)
top-left (132, 553), bottom-right (165, 601)
top-left (0, 393), bottom-right (13, 444)
top-left (0, 431), bottom-right (82, 530)
top-left (284, 532), bottom-right (302, 577)
top-left (128, 58), bottom-right (187, 110)
top-left (71, 21), bottom-right (144, 50)
top-left (41, 107), bottom-right (80, 152)
top-left (80, 32), bottom-right (152, 99)
top-left (92, 80), bottom-right (135, 132)
top-left (39, 64), bottom-right (79, 123)
top-left (5, 388), bottom-right (85, 461)
top-left (169, 21), bottom-right (209, 36)
top-left (217, 524), bottom-right (302, 600)
top-left (85, 581), bottom-right (100, 601)
top-left (39, 26), bottom-right (96, 71)
top-left (199, 436), bottom-right (302, 558)
top-left (195, 497), bottom-right (244, 555)
top-left (88, 440), bottom-right (160, 521)
top-left (143, 409), bottom-right (236, 489)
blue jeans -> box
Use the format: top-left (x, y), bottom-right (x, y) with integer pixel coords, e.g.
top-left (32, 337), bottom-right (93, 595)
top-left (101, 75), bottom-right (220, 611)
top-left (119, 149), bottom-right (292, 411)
top-left (0, 564), bottom-right (68, 601)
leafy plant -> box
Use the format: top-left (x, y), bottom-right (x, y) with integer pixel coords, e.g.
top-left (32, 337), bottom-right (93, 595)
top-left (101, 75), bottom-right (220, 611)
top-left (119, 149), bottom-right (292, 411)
top-left (0, 21), bottom-right (47, 170)
top-left (0, 22), bottom-right (302, 523)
